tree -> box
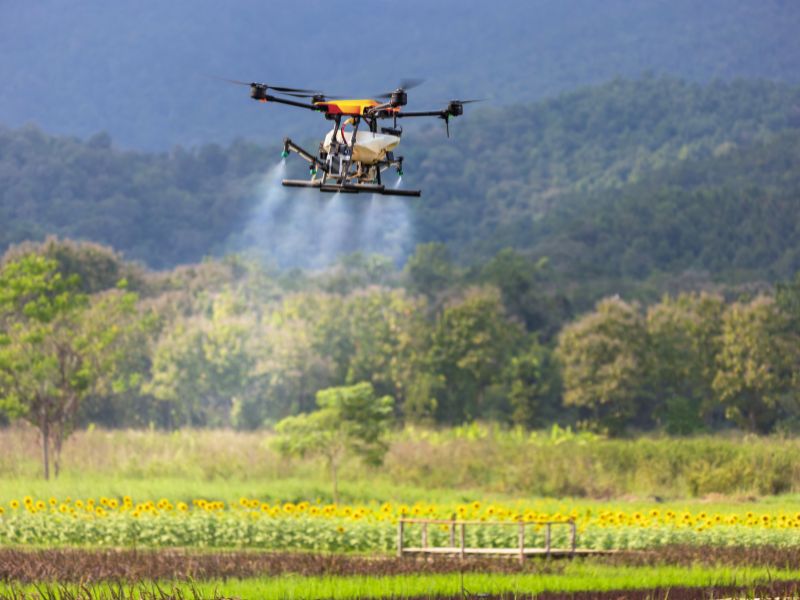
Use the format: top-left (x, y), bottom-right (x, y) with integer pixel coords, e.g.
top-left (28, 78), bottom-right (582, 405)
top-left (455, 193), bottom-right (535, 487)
top-left (341, 288), bottom-right (427, 404)
top-left (645, 293), bottom-right (725, 433)
top-left (403, 243), bottom-right (457, 297)
top-left (2, 237), bottom-right (149, 294)
top-left (146, 290), bottom-right (257, 427)
top-left (274, 288), bottom-right (428, 417)
top-left (272, 382), bottom-right (394, 503)
top-left (402, 371), bottom-right (445, 425)
top-left (235, 310), bottom-right (333, 428)
top-left (477, 248), bottom-right (568, 336)
top-left (319, 252), bottom-right (395, 294)
top-left (427, 286), bottom-right (524, 422)
top-left (0, 254), bottom-right (141, 478)
top-left (713, 296), bottom-right (799, 432)
top-left (556, 297), bottom-right (649, 435)
top-left (503, 341), bottom-right (557, 428)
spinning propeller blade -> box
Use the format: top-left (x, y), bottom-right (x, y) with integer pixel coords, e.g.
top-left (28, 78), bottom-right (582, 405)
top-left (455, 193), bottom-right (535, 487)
top-left (213, 76), bottom-right (321, 95)
top-left (438, 98), bottom-right (487, 105)
top-left (375, 78), bottom-right (426, 99)
top-left (398, 78), bottom-right (425, 91)
top-left (213, 77), bottom-right (252, 86)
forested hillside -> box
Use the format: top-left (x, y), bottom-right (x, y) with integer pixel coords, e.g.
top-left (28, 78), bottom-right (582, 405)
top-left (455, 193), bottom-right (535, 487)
top-left (0, 128), bottom-right (267, 268)
top-left (2, 78), bottom-right (800, 295)
top-left (2, 1), bottom-right (799, 148)
top-left (408, 78), bottom-right (800, 252)
top-left (528, 131), bottom-right (800, 284)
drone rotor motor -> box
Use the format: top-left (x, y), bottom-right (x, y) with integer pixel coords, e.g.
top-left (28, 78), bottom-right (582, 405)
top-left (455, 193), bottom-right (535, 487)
top-left (390, 90), bottom-right (408, 107)
top-left (250, 84), bottom-right (268, 101)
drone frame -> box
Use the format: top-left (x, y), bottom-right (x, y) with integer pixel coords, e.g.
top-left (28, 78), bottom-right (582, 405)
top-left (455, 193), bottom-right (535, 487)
top-left (244, 82), bottom-right (472, 197)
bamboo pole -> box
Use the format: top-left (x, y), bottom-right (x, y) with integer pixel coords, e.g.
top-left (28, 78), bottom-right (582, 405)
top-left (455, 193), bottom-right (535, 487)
top-left (397, 519), bottom-right (404, 557)
top-left (570, 521), bottom-right (576, 557)
top-left (545, 523), bottom-right (551, 558)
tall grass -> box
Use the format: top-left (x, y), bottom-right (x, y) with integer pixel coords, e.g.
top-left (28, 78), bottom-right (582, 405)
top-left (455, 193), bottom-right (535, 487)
top-left (2, 423), bottom-right (800, 501)
top-left (389, 426), bottom-right (800, 497)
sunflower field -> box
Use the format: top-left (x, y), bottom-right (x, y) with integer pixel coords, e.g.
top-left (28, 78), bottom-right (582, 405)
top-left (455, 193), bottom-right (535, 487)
top-left (2, 496), bottom-right (799, 552)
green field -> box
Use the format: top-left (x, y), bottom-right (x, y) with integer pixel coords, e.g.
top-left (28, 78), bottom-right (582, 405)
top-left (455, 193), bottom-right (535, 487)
top-left (4, 428), bottom-right (800, 598)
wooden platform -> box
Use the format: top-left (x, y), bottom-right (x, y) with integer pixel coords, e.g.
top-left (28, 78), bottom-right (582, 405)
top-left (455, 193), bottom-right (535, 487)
top-left (397, 518), bottom-right (610, 562)
top-left (402, 547), bottom-right (613, 558)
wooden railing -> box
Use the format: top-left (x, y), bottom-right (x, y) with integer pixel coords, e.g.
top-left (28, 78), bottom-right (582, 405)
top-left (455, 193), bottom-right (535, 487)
top-left (397, 517), bottom-right (578, 563)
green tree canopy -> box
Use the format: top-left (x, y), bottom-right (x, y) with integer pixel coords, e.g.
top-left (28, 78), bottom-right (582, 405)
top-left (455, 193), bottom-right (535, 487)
top-left (556, 297), bottom-right (649, 435)
top-left (428, 286), bottom-right (525, 423)
top-left (0, 253), bottom-right (142, 478)
top-left (146, 290), bottom-right (257, 428)
top-left (645, 292), bottom-right (725, 433)
top-left (713, 296), bottom-right (799, 433)
top-left (273, 382), bottom-right (394, 503)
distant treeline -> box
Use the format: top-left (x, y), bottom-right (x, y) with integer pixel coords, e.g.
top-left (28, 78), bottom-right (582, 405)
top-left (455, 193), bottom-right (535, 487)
top-left (1, 238), bottom-right (799, 439)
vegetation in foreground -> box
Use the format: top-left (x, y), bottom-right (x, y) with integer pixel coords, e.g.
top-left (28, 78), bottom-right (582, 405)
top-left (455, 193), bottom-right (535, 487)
top-left (4, 564), bottom-right (800, 600)
top-left (3, 427), bottom-right (800, 500)
top-left (4, 545), bottom-right (800, 582)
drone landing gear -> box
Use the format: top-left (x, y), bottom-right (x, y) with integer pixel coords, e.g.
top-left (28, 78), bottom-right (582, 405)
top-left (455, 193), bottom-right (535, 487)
top-left (282, 179), bottom-right (421, 197)
top-left (280, 137), bottom-right (420, 197)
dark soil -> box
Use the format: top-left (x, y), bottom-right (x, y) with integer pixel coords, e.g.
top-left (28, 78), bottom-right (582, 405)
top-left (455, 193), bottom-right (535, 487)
top-left (0, 549), bottom-right (554, 583)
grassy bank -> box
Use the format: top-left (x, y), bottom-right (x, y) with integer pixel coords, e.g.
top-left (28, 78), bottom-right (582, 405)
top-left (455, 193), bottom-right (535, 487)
top-left (2, 425), bottom-right (800, 501)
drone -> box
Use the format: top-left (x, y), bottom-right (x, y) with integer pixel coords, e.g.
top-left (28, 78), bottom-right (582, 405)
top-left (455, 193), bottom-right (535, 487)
top-left (228, 78), bottom-right (479, 197)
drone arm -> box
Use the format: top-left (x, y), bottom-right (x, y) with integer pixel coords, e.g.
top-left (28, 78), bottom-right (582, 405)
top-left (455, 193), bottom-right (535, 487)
top-left (282, 138), bottom-right (329, 173)
top-left (258, 94), bottom-right (324, 112)
top-left (395, 109), bottom-right (458, 137)
top-left (394, 110), bottom-right (448, 119)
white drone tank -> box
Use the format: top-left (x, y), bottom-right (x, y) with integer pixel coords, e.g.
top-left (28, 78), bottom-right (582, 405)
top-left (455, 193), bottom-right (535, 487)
top-left (322, 128), bottom-right (400, 165)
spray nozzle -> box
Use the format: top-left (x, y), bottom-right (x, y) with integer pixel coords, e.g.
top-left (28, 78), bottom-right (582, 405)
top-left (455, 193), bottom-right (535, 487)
top-left (281, 150), bottom-right (289, 159)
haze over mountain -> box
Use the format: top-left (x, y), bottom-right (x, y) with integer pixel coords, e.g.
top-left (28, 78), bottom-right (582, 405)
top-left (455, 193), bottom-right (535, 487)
top-left (2, 0), bottom-right (799, 149)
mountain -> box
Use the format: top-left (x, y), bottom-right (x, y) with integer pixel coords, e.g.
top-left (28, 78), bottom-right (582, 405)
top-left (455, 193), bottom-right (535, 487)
top-left (529, 130), bottom-right (800, 285)
top-left (1, 1), bottom-right (800, 148)
top-left (405, 77), bottom-right (800, 256)
top-left (2, 78), bottom-right (799, 295)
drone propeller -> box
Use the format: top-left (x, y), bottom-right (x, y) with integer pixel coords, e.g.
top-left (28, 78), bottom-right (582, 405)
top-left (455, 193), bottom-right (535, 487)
top-left (399, 78), bottom-right (425, 90)
top-left (438, 98), bottom-right (487, 107)
top-left (440, 99), bottom-right (485, 137)
top-left (213, 76), bottom-right (323, 96)
top-left (214, 77), bottom-right (252, 87)
top-left (374, 78), bottom-right (426, 102)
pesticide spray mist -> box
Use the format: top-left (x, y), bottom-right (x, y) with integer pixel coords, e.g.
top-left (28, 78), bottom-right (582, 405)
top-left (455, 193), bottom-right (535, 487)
top-left (234, 162), bottom-right (414, 268)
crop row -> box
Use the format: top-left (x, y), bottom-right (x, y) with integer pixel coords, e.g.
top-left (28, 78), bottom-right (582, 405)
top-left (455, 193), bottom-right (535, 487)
top-left (2, 496), bottom-right (800, 551)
